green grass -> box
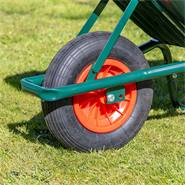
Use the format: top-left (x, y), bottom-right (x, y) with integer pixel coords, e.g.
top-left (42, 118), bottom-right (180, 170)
top-left (0, 0), bottom-right (185, 184)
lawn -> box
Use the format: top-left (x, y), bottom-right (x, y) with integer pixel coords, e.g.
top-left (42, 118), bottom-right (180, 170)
top-left (0, 0), bottom-right (185, 184)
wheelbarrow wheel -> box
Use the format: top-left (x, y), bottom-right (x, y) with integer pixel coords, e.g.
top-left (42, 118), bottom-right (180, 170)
top-left (42, 32), bottom-right (153, 151)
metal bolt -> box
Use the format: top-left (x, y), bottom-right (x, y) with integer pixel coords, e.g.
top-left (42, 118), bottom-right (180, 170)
top-left (172, 73), bottom-right (178, 79)
top-left (107, 94), bottom-right (115, 103)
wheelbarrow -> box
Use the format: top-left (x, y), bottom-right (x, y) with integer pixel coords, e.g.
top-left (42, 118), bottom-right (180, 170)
top-left (21, 0), bottom-right (185, 151)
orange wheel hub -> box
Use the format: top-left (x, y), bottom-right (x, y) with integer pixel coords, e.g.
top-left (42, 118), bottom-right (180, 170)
top-left (73, 59), bottom-right (137, 133)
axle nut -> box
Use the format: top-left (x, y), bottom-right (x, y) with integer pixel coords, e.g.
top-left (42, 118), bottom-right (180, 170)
top-left (172, 73), bottom-right (178, 79)
top-left (107, 94), bottom-right (115, 103)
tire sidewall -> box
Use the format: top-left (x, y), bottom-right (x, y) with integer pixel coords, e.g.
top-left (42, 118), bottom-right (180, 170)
top-left (43, 32), bottom-right (153, 151)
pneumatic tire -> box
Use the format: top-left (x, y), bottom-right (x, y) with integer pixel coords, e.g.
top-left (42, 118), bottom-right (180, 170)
top-left (42, 32), bottom-right (153, 152)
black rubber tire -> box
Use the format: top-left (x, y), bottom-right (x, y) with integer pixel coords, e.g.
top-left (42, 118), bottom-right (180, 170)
top-left (42, 32), bottom-right (153, 152)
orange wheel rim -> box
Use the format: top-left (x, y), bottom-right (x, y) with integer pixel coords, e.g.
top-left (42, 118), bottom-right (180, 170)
top-left (73, 59), bottom-right (137, 133)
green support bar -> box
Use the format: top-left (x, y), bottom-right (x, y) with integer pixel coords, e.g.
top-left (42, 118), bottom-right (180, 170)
top-left (21, 62), bottom-right (185, 101)
top-left (86, 0), bottom-right (139, 80)
top-left (20, 0), bottom-right (185, 106)
top-left (139, 39), bottom-right (185, 109)
top-left (78, 0), bottom-right (109, 36)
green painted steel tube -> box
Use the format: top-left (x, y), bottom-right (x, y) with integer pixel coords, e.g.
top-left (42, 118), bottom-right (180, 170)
top-left (86, 0), bottom-right (139, 80)
top-left (78, 0), bottom-right (108, 36)
top-left (21, 62), bottom-right (185, 101)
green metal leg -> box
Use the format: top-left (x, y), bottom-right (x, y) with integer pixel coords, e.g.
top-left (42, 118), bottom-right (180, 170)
top-left (78, 0), bottom-right (109, 36)
top-left (86, 0), bottom-right (139, 81)
top-left (139, 39), bottom-right (185, 110)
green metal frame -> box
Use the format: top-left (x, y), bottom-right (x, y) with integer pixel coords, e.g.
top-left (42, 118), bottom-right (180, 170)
top-left (21, 62), bottom-right (185, 101)
top-left (78, 0), bottom-right (109, 36)
top-left (86, 0), bottom-right (139, 81)
top-left (21, 0), bottom-right (185, 108)
top-left (139, 39), bottom-right (185, 110)
top-left (79, 0), bottom-right (139, 103)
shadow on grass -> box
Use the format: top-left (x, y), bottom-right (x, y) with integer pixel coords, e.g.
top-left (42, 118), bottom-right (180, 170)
top-left (4, 60), bottom-right (184, 147)
top-left (8, 113), bottom-right (62, 148)
top-left (4, 70), bottom-right (45, 91)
